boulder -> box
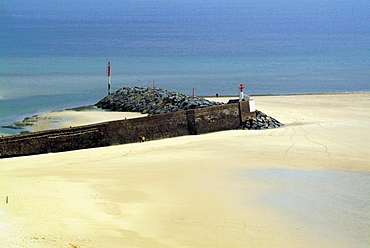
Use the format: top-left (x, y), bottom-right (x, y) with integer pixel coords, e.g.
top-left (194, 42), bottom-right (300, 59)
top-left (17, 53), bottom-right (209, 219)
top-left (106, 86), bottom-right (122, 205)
top-left (242, 110), bottom-right (283, 130)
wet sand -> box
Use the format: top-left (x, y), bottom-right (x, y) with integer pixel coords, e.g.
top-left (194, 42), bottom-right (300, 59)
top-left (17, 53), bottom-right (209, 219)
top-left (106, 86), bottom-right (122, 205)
top-left (1, 93), bottom-right (369, 247)
top-left (31, 110), bottom-right (147, 132)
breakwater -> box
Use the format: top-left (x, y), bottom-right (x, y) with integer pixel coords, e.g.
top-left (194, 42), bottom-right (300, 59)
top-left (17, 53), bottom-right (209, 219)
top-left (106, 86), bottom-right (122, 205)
top-left (0, 87), bottom-right (283, 158)
top-left (0, 103), bottom-right (241, 158)
top-left (96, 87), bottom-right (282, 130)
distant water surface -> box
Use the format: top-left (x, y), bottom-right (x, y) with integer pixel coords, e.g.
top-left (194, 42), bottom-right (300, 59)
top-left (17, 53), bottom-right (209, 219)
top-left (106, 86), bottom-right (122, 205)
top-left (1, 0), bottom-right (369, 135)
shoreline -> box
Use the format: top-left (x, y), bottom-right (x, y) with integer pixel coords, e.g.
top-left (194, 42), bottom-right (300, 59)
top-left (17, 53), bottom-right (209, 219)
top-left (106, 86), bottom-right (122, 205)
top-left (3, 107), bottom-right (148, 134)
top-left (10, 92), bottom-right (370, 134)
top-left (2, 92), bottom-right (369, 136)
top-left (1, 93), bottom-right (369, 247)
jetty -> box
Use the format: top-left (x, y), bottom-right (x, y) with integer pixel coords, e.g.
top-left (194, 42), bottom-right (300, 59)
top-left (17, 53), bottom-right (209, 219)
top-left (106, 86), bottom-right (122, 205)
top-left (0, 87), bottom-right (282, 158)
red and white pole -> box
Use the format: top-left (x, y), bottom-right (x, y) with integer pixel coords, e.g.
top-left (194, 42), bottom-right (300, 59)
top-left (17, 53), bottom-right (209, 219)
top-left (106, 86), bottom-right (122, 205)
top-left (107, 61), bottom-right (111, 95)
top-left (239, 84), bottom-right (245, 101)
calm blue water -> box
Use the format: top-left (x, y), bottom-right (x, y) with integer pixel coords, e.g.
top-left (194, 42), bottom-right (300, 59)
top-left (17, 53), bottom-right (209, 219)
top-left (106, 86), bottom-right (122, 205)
top-left (1, 0), bottom-right (369, 136)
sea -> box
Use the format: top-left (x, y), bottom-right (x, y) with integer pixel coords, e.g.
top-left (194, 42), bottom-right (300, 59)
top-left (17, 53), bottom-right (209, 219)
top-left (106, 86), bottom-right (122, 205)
top-left (1, 0), bottom-right (369, 136)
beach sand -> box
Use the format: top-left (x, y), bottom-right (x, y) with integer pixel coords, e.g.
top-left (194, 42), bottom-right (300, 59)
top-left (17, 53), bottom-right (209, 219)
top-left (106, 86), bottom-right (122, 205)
top-left (30, 110), bottom-right (147, 132)
top-left (1, 93), bottom-right (369, 248)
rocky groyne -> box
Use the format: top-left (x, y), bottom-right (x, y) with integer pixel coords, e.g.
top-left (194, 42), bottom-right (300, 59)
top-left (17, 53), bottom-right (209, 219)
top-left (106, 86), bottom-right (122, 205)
top-left (96, 87), bottom-right (223, 114)
top-left (96, 87), bottom-right (283, 130)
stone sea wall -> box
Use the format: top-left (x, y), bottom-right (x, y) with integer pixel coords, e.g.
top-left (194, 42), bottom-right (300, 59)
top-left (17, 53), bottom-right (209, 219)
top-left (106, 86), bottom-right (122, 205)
top-left (0, 103), bottom-right (241, 158)
top-left (96, 87), bottom-right (283, 131)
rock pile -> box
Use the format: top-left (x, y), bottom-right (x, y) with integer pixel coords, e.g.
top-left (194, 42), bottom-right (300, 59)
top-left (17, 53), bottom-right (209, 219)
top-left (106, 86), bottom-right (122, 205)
top-left (241, 110), bottom-right (283, 130)
top-left (95, 86), bottom-right (283, 130)
top-left (96, 87), bottom-right (223, 115)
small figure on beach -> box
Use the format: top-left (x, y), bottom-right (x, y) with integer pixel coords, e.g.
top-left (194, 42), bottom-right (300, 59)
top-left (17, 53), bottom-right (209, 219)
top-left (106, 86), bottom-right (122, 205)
top-left (139, 136), bottom-right (146, 143)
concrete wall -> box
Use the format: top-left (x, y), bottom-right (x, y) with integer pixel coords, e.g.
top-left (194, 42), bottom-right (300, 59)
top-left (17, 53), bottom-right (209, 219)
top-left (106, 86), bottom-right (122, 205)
top-left (0, 103), bottom-right (241, 158)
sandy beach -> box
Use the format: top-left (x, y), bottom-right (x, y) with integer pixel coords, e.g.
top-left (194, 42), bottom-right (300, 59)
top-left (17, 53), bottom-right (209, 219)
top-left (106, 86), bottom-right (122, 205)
top-left (1, 93), bottom-right (369, 248)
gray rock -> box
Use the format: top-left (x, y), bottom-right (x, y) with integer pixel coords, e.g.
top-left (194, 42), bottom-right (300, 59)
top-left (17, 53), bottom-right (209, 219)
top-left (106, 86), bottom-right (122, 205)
top-left (242, 110), bottom-right (284, 130)
top-left (96, 87), bottom-right (223, 115)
